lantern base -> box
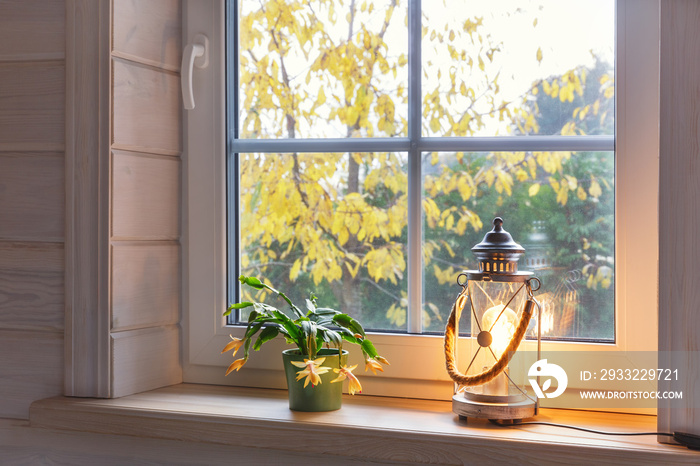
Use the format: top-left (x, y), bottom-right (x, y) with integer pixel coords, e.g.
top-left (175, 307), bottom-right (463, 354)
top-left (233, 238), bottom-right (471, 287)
top-left (452, 393), bottom-right (536, 421)
top-left (461, 384), bottom-right (527, 404)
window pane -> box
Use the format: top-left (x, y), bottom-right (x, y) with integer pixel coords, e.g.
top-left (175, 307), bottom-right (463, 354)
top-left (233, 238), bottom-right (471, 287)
top-left (238, 1), bottom-right (408, 139)
top-left (422, 0), bottom-right (614, 137)
top-left (231, 0), bottom-right (617, 341)
top-left (422, 150), bottom-right (614, 341)
top-left (238, 152), bottom-right (408, 331)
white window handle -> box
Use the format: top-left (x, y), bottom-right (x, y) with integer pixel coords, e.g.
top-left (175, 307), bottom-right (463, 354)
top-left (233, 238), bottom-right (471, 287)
top-left (181, 33), bottom-right (209, 110)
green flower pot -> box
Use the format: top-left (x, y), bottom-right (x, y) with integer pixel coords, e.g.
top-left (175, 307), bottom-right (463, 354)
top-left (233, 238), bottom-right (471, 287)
top-left (282, 348), bottom-right (348, 412)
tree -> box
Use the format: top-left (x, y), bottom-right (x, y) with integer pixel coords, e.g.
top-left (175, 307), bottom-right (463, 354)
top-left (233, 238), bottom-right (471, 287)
top-left (236, 0), bottom-right (616, 336)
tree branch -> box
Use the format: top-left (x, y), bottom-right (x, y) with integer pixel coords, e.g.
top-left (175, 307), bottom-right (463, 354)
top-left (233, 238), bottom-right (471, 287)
top-left (360, 277), bottom-right (401, 302)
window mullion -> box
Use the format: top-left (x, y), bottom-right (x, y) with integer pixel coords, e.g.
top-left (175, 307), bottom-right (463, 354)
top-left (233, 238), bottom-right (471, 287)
top-left (230, 137), bottom-right (410, 153)
top-left (407, 0), bottom-right (422, 334)
top-left (230, 135), bottom-right (614, 154)
top-left (417, 135), bottom-right (614, 152)
top-left (228, 0), bottom-right (240, 313)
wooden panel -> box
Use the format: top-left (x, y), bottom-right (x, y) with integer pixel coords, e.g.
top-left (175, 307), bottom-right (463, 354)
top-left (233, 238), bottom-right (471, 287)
top-left (0, 330), bottom-right (63, 419)
top-left (0, 0), bottom-right (65, 60)
top-left (658, 0), bottom-right (700, 438)
top-left (0, 242), bottom-right (64, 332)
top-left (112, 151), bottom-right (180, 240)
top-left (113, 0), bottom-right (182, 72)
top-left (1, 419), bottom-right (360, 466)
top-left (111, 243), bottom-right (180, 332)
top-left (0, 154), bottom-right (64, 242)
top-left (112, 59), bottom-right (181, 155)
top-left (64, 0), bottom-right (112, 398)
top-left (29, 384), bottom-right (699, 464)
top-left (0, 62), bottom-right (64, 151)
top-left (111, 325), bottom-right (182, 397)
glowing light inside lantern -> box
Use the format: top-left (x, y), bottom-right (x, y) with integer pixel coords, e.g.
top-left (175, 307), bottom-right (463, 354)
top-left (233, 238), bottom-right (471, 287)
top-left (481, 304), bottom-right (518, 359)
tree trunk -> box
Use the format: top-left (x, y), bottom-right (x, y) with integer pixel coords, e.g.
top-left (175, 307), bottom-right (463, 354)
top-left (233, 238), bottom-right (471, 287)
top-left (331, 275), bottom-right (363, 321)
top-left (330, 0), bottom-right (365, 321)
top-left (332, 151), bottom-right (363, 319)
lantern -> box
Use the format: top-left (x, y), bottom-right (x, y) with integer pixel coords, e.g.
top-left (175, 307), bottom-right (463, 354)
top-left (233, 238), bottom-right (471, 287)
top-left (444, 217), bottom-right (541, 421)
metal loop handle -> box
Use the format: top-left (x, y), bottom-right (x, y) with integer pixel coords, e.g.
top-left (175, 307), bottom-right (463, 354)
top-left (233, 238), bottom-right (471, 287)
top-left (457, 272), bottom-right (469, 287)
top-left (527, 277), bottom-right (541, 293)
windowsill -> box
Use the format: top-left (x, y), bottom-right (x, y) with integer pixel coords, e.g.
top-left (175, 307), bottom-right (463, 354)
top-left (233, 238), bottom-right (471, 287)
top-left (28, 383), bottom-right (695, 463)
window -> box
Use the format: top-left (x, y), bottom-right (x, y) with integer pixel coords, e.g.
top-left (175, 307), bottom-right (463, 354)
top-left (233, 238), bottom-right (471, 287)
top-left (184, 0), bottom-right (659, 400)
top-left (231, 0), bottom-right (616, 339)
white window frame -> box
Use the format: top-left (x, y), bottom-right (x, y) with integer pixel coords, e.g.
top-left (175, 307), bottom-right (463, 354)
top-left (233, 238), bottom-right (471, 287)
top-left (183, 0), bottom-right (659, 400)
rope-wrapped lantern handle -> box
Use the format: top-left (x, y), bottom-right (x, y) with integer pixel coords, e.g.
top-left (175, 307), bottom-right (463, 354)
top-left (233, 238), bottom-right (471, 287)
top-left (443, 278), bottom-right (539, 386)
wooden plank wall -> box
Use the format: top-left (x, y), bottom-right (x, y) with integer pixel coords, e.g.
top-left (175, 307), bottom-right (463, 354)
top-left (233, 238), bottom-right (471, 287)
top-left (0, 0), bottom-right (66, 419)
top-left (64, 0), bottom-right (112, 399)
top-left (109, 0), bottom-right (183, 397)
top-left (1, 0), bottom-right (183, 417)
top-left (658, 0), bottom-right (700, 437)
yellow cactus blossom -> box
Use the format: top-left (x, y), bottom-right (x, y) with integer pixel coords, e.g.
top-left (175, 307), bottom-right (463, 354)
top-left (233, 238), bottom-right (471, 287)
top-left (364, 358), bottom-right (384, 374)
top-left (225, 357), bottom-right (247, 376)
top-left (221, 336), bottom-right (244, 356)
top-left (291, 357), bottom-right (331, 388)
top-left (375, 356), bottom-right (390, 366)
top-left (330, 364), bottom-right (362, 395)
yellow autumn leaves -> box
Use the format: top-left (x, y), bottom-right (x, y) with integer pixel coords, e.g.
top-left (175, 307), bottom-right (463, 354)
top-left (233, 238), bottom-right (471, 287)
top-left (241, 152), bottom-right (408, 287)
top-left (236, 0), bottom-right (616, 318)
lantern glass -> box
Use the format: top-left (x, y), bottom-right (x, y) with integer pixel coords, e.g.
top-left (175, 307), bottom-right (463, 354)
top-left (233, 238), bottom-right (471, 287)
top-left (458, 278), bottom-right (537, 401)
top-left (469, 280), bottom-right (529, 359)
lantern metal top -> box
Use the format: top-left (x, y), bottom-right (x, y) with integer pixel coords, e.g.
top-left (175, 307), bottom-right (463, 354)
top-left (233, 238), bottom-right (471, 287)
top-left (465, 217), bottom-right (531, 281)
top-left (471, 217), bottom-right (525, 254)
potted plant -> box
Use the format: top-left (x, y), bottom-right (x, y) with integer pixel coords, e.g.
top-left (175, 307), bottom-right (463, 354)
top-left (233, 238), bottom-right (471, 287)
top-left (221, 275), bottom-right (389, 411)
